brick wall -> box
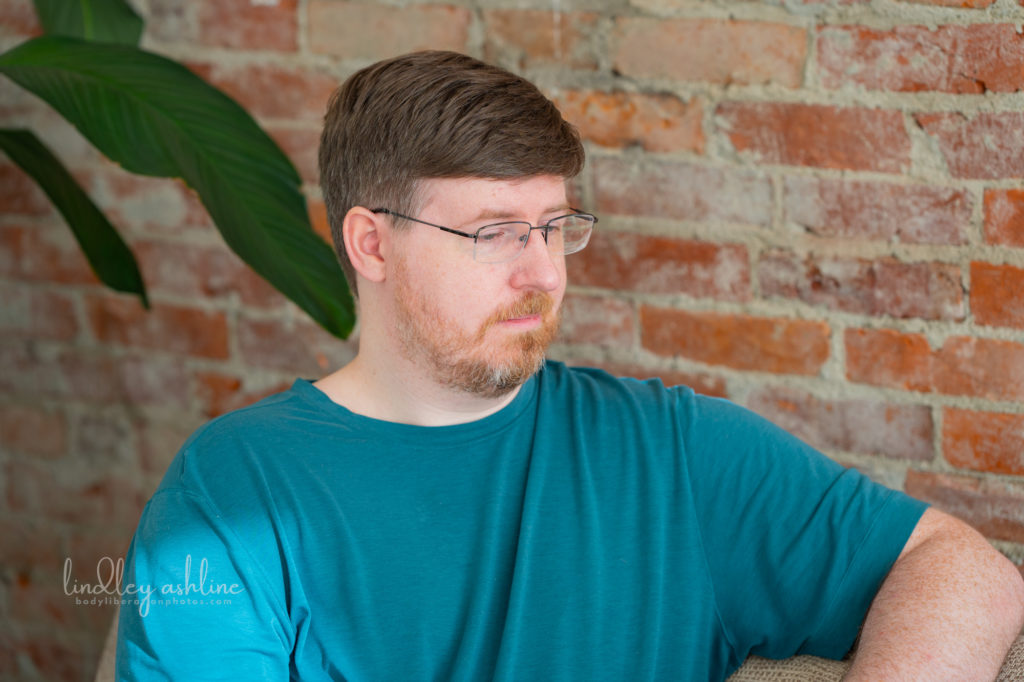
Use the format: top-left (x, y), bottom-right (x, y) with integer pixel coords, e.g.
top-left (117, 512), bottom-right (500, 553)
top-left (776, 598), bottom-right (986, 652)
top-left (2, 0), bottom-right (1023, 679)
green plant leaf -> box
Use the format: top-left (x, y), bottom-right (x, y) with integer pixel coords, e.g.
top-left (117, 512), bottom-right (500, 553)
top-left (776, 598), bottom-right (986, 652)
top-left (0, 36), bottom-right (355, 338)
top-left (33, 0), bottom-right (144, 46)
top-left (0, 128), bottom-right (148, 306)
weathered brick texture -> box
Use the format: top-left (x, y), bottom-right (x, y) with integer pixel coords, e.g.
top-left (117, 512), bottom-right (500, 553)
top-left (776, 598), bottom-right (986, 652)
top-left (188, 61), bottom-right (339, 123)
top-left (971, 262), bottom-right (1024, 330)
top-left (307, 1), bottom-right (471, 59)
top-left (747, 387), bottom-right (934, 461)
top-left (613, 19), bottom-right (807, 87)
top-left (783, 176), bottom-right (971, 244)
top-left (760, 252), bottom-right (964, 321)
top-left (641, 308), bottom-right (831, 375)
top-left (558, 293), bottom-right (635, 348)
top-left (916, 112), bottom-right (1024, 179)
top-left (819, 25), bottom-right (1024, 94)
top-left (198, 0), bottom-right (299, 51)
top-left (594, 158), bottom-right (772, 225)
top-left (846, 328), bottom-right (1024, 402)
top-left (554, 90), bottom-right (704, 153)
top-left (905, 470), bottom-right (1024, 544)
top-left (943, 409), bottom-right (1024, 477)
top-left (569, 232), bottom-right (750, 300)
top-left (3, 0), bottom-right (1024, 677)
top-left (484, 10), bottom-right (599, 70)
top-left (85, 296), bottom-right (231, 360)
top-left (985, 189), bottom-right (1024, 247)
top-left (718, 103), bottom-right (911, 172)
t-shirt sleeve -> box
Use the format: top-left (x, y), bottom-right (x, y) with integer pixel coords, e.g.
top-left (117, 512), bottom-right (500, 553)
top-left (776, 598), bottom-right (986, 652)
top-left (115, 486), bottom-right (292, 680)
top-left (680, 393), bottom-right (928, 662)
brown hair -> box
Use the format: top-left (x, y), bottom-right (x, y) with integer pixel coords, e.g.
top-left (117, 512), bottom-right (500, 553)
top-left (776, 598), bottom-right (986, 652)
top-left (318, 50), bottom-right (585, 292)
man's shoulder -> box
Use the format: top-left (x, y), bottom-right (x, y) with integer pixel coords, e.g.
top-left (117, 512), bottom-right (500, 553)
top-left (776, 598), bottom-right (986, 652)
top-left (542, 360), bottom-right (700, 403)
top-left (158, 381), bottom-right (319, 489)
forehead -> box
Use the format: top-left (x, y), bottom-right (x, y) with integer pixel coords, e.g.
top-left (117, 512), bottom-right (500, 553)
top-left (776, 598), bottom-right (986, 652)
top-left (416, 176), bottom-right (570, 221)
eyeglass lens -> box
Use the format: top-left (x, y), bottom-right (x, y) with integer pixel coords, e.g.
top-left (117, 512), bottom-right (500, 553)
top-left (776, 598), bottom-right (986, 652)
top-left (474, 215), bottom-right (593, 263)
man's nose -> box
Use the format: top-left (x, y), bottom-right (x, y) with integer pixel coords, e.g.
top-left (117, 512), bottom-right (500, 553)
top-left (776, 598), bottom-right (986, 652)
top-left (510, 227), bottom-right (562, 291)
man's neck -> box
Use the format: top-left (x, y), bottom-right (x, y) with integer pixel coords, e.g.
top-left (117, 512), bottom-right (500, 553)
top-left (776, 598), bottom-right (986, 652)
top-left (313, 353), bottom-right (523, 427)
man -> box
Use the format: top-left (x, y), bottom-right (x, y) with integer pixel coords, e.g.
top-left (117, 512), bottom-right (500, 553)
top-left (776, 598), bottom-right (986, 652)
top-left (117, 51), bottom-right (1024, 680)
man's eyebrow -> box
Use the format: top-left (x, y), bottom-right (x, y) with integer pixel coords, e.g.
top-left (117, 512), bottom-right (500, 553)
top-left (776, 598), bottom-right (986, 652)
top-left (462, 205), bottom-right (573, 225)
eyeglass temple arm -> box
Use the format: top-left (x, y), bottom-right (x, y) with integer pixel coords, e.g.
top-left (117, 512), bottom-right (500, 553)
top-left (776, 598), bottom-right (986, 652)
top-left (370, 208), bottom-right (477, 240)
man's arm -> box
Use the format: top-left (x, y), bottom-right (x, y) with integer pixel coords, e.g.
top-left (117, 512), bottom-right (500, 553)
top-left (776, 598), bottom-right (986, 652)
top-left (845, 507), bottom-right (1024, 681)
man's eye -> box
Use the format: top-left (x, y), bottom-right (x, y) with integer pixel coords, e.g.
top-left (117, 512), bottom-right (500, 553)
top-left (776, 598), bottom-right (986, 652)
top-left (478, 226), bottom-right (517, 242)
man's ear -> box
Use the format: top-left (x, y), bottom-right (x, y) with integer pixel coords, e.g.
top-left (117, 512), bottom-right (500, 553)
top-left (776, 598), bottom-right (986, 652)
top-left (342, 207), bottom-right (389, 284)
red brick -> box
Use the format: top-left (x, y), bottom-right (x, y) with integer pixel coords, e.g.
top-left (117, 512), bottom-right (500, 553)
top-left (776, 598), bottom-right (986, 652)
top-left (971, 261), bottom-right (1024, 329)
top-left (238, 314), bottom-right (357, 374)
top-left (0, 284), bottom-right (79, 340)
top-left (759, 252), bottom-right (964, 321)
top-left (819, 25), bottom-right (1024, 94)
top-left (189, 61), bottom-right (338, 123)
top-left (984, 189), bottom-right (1024, 247)
top-left (6, 458), bottom-right (145, 528)
top-left (4, 633), bottom-right (88, 682)
top-left (641, 307), bottom-right (830, 375)
top-left (133, 240), bottom-right (282, 308)
top-left (747, 387), bottom-right (934, 460)
top-left (0, 224), bottom-right (22, 277)
top-left (73, 411), bottom-right (134, 468)
top-left (86, 296), bottom-right (229, 359)
top-left (309, 198), bottom-right (333, 243)
top-left (916, 112), bottom-right (1024, 179)
top-left (553, 90), bottom-right (703, 154)
top-left (11, 564), bottom-right (105, 631)
top-left (0, 163), bottom-right (53, 216)
top-left (0, 404), bottom-right (67, 458)
top-left (484, 10), bottom-right (599, 70)
top-left (89, 171), bottom-right (214, 234)
top-left (307, 1), bottom-right (470, 60)
top-left (198, 0), bottom-right (298, 51)
top-left (0, 518), bottom-right (63, 591)
top-left (784, 176), bottom-right (970, 245)
top-left (944, 409), bottom-right (1024, 476)
top-left (845, 328), bottom-right (933, 392)
top-left (904, 469), bottom-right (1024, 543)
top-left (146, 0), bottom-right (195, 43)
top-left (3, 223), bottom-right (100, 285)
top-left (593, 158), bottom-right (772, 226)
top-left (0, 0), bottom-right (43, 36)
top-left (558, 294), bottom-right (635, 348)
top-left (568, 232), bottom-right (749, 301)
top-left (268, 125), bottom-right (321, 185)
top-left (68, 529), bottom-right (134, 583)
top-left (933, 337), bottom-right (1024, 402)
top-left (898, 0), bottom-right (996, 7)
top-left (718, 102), bottom-right (911, 173)
top-left (0, 341), bottom-right (62, 399)
top-left (57, 352), bottom-right (191, 407)
top-left (846, 328), bottom-right (1024, 401)
top-left (613, 18), bottom-right (806, 88)
top-left (194, 371), bottom-right (290, 419)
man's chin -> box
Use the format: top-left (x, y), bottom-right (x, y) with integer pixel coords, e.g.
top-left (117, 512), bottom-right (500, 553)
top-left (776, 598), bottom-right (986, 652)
top-left (443, 344), bottom-right (549, 399)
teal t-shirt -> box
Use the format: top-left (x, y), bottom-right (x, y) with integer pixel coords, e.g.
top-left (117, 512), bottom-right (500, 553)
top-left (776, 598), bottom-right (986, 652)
top-left (117, 361), bottom-right (926, 681)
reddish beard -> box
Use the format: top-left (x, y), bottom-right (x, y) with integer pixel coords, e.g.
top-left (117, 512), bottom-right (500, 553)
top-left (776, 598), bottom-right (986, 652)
top-left (394, 269), bottom-right (560, 398)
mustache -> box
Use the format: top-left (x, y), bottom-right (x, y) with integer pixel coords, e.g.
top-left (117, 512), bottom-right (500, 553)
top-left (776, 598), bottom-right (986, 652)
top-left (478, 292), bottom-right (556, 336)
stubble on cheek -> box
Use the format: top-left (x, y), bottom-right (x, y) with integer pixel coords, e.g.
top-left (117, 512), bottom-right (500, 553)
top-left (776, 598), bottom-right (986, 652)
top-left (395, 279), bottom-right (561, 398)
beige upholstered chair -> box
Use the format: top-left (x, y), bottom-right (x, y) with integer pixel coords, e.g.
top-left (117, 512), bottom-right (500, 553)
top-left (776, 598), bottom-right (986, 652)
top-left (95, 615), bottom-right (1024, 681)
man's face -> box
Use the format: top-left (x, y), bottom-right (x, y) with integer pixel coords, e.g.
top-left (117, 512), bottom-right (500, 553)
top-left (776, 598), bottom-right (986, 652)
top-left (387, 175), bottom-right (569, 398)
